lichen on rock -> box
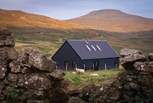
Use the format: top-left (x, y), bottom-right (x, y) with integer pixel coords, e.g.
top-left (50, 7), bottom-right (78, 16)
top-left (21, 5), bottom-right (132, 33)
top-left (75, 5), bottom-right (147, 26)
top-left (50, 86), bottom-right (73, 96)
top-left (0, 29), bottom-right (68, 103)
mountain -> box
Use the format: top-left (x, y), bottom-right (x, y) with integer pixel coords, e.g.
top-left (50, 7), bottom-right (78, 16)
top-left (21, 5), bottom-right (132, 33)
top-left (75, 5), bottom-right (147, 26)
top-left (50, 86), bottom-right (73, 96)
top-left (68, 9), bottom-right (153, 32)
top-left (0, 8), bottom-right (152, 56)
top-left (1, 9), bottom-right (153, 32)
top-left (0, 9), bottom-right (85, 29)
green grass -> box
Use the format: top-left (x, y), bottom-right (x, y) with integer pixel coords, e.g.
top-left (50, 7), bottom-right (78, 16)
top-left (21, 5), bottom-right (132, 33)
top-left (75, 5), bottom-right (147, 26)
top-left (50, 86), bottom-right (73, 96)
top-left (64, 69), bottom-right (121, 90)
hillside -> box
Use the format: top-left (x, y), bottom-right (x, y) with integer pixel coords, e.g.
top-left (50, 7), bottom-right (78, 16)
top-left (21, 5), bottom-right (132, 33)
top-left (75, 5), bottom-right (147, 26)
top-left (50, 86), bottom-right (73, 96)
top-left (0, 9), bottom-right (152, 57)
top-left (0, 9), bottom-right (85, 29)
top-left (68, 9), bottom-right (153, 32)
top-left (11, 27), bottom-right (153, 57)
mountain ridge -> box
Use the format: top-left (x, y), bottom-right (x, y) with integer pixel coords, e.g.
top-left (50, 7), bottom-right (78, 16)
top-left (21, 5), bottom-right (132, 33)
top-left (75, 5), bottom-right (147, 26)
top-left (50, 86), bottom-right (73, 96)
top-left (68, 9), bottom-right (153, 32)
top-left (1, 9), bottom-right (153, 32)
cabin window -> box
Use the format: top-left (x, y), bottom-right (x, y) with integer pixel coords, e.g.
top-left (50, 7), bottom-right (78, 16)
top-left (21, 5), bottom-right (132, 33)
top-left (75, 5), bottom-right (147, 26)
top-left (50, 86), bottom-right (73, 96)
top-left (85, 45), bottom-right (91, 51)
top-left (91, 45), bottom-right (97, 51)
top-left (96, 45), bottom-right (102, 51)
top-left (85, 41), bottom-right (89, 44)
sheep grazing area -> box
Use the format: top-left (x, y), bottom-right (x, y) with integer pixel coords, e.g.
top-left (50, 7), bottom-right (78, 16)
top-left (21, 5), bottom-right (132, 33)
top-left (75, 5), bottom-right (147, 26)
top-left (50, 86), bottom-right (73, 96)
top-left (64, 70), bottom-right (120, 90)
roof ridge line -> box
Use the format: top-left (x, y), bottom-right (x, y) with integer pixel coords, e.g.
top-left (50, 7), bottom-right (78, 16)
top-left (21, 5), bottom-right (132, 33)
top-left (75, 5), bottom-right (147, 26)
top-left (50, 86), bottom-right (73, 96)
top-left (67, 39), bottom-right (107, 41)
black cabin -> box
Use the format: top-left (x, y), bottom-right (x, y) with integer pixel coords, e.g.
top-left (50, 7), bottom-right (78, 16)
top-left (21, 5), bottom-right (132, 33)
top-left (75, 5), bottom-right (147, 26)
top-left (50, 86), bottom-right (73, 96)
top-left (52, 40), bottom-right (119, 70)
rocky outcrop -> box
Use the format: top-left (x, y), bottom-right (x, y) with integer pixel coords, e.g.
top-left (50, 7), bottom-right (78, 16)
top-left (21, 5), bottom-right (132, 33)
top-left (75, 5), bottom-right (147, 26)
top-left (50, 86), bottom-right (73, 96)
top-left (0, 29), bottom-right (68, 103)
top-left (148, 53), bottom-right (153, 61)
top-left (120, 48), bottom-right (146, 70)
top-left (68, 97), bottom-right (87, 103)
top-left (0, 29), bottom-right (15, 47)
top-left (19, 48), bottom-right (53, 72)
top-left (134, 61), bottom-right (153, 73)
top-left (68, 48), bottom-right (153, 103)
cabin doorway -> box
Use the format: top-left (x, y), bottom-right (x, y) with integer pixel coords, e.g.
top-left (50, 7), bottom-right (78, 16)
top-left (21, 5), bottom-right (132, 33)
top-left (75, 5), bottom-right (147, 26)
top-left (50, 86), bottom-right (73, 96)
top-left (93, 60), bottom-right (99, 70)
top-left (64, 61), bottom-right (75, 71)
top-left (64, 61), bottom-right (68, 71)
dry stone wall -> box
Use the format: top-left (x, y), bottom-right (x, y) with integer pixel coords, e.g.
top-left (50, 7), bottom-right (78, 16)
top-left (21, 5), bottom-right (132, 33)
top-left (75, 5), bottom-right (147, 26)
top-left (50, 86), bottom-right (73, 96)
top-left (0, 29), bottom-right (68, 103)
top-left (68, 48), bottom-right (153, 103)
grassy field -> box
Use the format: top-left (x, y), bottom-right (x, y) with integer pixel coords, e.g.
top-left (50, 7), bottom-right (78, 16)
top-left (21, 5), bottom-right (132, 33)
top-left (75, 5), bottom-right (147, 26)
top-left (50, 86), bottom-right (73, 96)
top-left (64, 69), bottom-right (122, 90)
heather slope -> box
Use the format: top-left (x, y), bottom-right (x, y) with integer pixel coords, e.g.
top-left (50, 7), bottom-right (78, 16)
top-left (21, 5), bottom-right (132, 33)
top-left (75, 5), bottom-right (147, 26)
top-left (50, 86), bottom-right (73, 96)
top-left (68, 9), bottom-right (153, 32)
top-left (0, 9), bottom-right (85, 29)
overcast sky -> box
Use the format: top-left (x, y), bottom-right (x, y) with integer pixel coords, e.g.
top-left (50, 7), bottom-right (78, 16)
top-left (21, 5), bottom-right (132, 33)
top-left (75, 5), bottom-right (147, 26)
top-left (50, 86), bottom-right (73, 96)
top-left (0, 0), bottom-right (153, 20)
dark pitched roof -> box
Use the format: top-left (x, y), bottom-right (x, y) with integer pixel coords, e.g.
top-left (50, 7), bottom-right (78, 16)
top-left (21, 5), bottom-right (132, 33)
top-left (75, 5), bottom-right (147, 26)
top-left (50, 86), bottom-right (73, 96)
top-left (67, 40), bottom-right (119, 60)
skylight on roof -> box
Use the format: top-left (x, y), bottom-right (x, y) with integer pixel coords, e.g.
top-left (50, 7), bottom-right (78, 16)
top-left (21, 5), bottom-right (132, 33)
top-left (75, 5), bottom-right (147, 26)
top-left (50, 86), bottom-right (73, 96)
top-left (85, 45), bottom-right (91, 51)
top-left (96, 45), bottom-right (102, 51)
top-left (85, 41), bottom-right (89, 44)
top-left (91, 45), bottom-right (97, 51)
